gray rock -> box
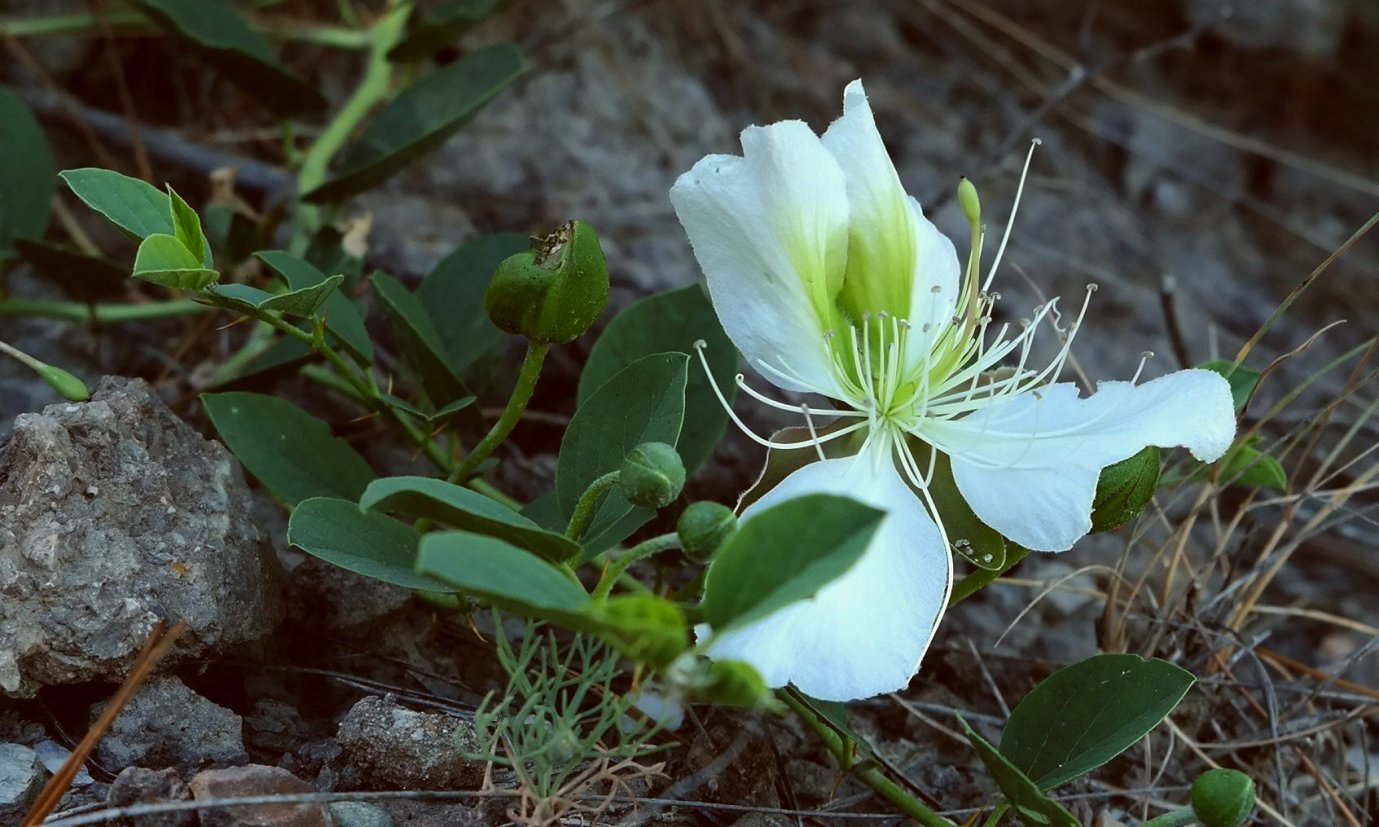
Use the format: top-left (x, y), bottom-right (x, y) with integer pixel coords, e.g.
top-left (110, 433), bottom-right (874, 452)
top-left (335, 696), bottom-right (485, 791)
top-left (329, 801), bottom-right (393, 827)
top-left (94, 675), bottom-right (248, 773)
top-left (34, 739), bottom-right (93, 787)
top-left (0, 742), bottom-right (47, 823)
top-left (106, 766), bottom-right (194, 827)
top-left (189, 765), bottom-right (328, 827)
top-left (0, 376), bottom-right (284, 696)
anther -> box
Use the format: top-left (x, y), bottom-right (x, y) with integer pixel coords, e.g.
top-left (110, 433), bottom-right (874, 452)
top-left (930, 285), bottom-right (942, 294)
top-left (1087, 283), bottom-right (1099, 293)
top-left (1142, 350), bottom-right (1155, 359)
top-left (693, 339), bottom-right (707, 350)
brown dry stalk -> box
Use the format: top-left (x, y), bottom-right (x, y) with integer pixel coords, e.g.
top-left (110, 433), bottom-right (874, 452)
top-left (22, 620), bottom-right (188, 826)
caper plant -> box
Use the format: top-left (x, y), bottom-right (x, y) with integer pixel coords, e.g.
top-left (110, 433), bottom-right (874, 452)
top-left (0, 3), bottom-right (1280, 820)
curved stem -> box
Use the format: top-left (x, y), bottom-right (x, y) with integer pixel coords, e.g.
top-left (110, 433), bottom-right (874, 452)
top-left (592, 533), bottom-right (679, 600)
top-left (290, 2), bottom-right (410, 250)
top-left (778, 691), bottom-right (955, 826)
top-left (449, 342), bottom-right (549, 484)
top-left (564, 471), bottom-right (619, 543)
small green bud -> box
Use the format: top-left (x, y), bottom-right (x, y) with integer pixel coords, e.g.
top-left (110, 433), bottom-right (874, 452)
top-left (1191, 769), bottom-right (1256, 827)
top-left (958, 176), bottom-right (981, 228)
top-left (619, 442), bottom-right (685, 509)
top-left (676, 501), bottom-right (736, 562)
top-left (669, 657), bottom-right (778, 710)
top-left (38, 364), bottom-right (90, 402)
top-left (591, 595), bottom-right (686, 666)
top-left (484, 220), bottom-right (610, 344)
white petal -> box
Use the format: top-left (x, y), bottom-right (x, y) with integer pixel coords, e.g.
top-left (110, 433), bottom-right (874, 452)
top-left (821, 81), bottom-right (960, 356)
top-left (671, 120), bottom-right (848, 395)
top-left (927, 369), bottom-right (1236, 551)
top-left (903, 196), bottom-right (962, 363)
top-left (700, 448), bottom-right (952, 701)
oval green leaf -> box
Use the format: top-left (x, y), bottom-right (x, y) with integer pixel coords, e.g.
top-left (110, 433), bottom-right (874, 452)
top-left (1000, 653), bottom-right (1195, 790)
top-left (1090, 446), bottom-right (1160, 534)
top-left (61, 168), bottom-right (172, 241)
top-left (289, 496), bottom-right (449, 591)
top-left (132, 233), bottom-right (218, 290)
top-left (303, 43), bottom-right (526, 204)
top-left (417, 232), bottom-right (528, 371)
top-left (0, 87), bottom-right (56, 258)
top-left (202, 391), bottom-right (376, 506)
top-left (361, 476), bottom-right (578, 563)
top-left (15, 240), bottom-right (127, 302)
top-left (960, 718), bottom-right (1079, 827)
top-left (370, 271), bottom-right (470, 407)
top-left (700, 494), bottom-right (883, 635)
top-left (579, 285), bottom-right (738, 474)
top-left (416, 530), bottom-right (591, 624)
top-left (556, 352), bottom-right (688, 546)
top-left (389, 0), bottom-right (507, 61)
top-left (130, 0), bottom-right (326, 116)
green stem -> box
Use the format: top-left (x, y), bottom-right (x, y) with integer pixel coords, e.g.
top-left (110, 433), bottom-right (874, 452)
top-left (1141, 808), bottom-right (1198, 827)
top-left (291, 2), bottom-right (410, 251)
top-left (0, 11), bottom-right (147, 37)
top-left (449, 342), bottom-right (550, 484)
top-left (949, 547), bottom-right (1029, 607)
top-left (779, 691), bottom-right (955, 827)
top-left (0, 298), bottom-right (207, 323)
top-left (592, 533), bottom-right (680, 600)
top-left (260, 313), bottom-right (453, 474)
top-left (565, 471), bottom-right (619, 542)
top-left (0, 340), bottom-right (44, 372)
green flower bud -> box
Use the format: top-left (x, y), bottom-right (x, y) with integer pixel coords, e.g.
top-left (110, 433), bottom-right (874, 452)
top-left (668, 657), bottom-right (778, 710)
top-left (484, 220), bottom-right (609, 344)
top-left (619, 442), bottom-right (685, 509)
top-left (676, 501), bottom-right (736, 562)
top-left (958, 176), bottom-right (981, 229)
top-left (591, 595), bottom-right (686, 666)
top-left (38, 364), bottom-right (90, 402)
top-left (1191, 769), bottom-right (1256, 827)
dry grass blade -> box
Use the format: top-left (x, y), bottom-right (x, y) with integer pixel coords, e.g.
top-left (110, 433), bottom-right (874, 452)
top-left (23, 620), bottom-right (188, 826)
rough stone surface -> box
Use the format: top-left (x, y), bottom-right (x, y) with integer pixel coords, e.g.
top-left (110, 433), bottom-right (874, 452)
top-left (189, 765), bottom-right (328, 827)
top-left (0, 376), bottom-right (284, 696)
top-left (328, 801), bottom-right (393, 827)
top-left (286, 556), bottom-right (412, 630)
top-left (106, 766), bottom-right (194, 827)
top-left (94, 675), bottom-right (248, 773)
top-left (334, 695), bottom-right (485, 791)
top-left (0, 742), bottom-right (47, 823)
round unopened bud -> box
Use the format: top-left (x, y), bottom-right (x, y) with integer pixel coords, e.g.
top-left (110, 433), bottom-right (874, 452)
top-left (38, 364), bottom-right (90, 402)
top-left (619, 442), bottom-right (684, 509)
top-left (677, 501), bottom-right (736, 562)
top-left (484, 220), bottom-right (610, 344)
top-left (1191, 769), bottom-right (1256, 827)
top-left (699, 659), bottom-right (775, 709)
top-left (958, 176), bottom-right (981, 228)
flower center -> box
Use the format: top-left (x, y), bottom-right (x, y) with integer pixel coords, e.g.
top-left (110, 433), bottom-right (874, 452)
top-left (828, 311), bottom-right (920, 429)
